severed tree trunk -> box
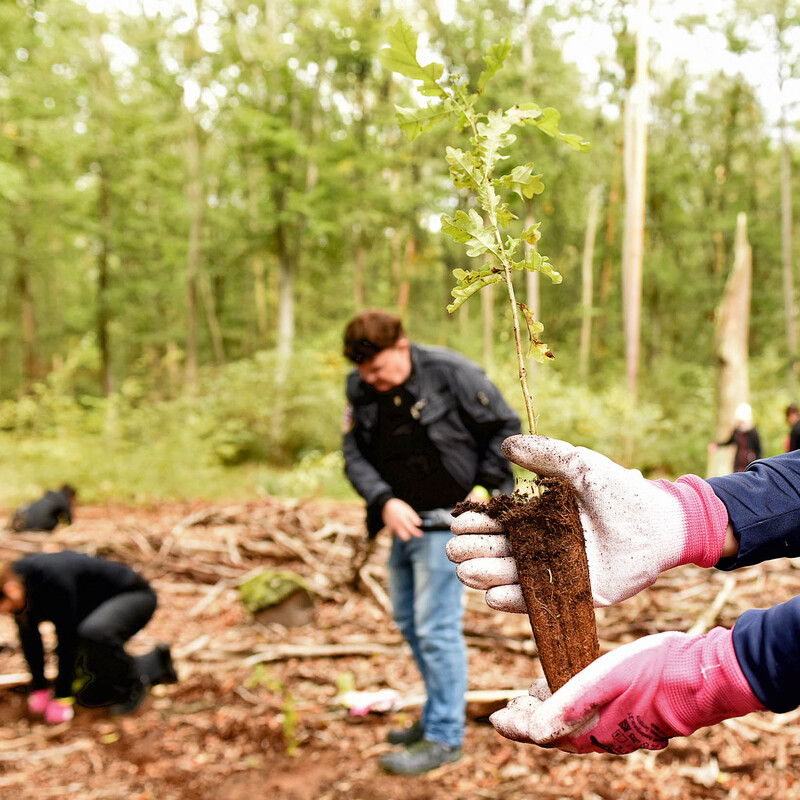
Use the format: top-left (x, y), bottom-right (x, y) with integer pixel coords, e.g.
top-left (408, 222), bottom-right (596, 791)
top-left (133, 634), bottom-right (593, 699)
top-left (709, 212), bottom-right (752, 477)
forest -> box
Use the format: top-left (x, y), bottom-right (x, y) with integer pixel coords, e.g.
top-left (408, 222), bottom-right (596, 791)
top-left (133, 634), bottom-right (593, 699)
top-left (3, 3), bottom-right (800, 799)
top-left (1, 0), bottom-right (799, 499)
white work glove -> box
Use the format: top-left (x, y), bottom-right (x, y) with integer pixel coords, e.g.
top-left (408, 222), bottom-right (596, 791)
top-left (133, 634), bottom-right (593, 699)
top-left (447, 434), bottom-right (730, 608)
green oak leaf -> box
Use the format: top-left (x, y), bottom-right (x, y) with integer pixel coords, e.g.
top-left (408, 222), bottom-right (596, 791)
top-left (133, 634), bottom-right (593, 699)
top-left (528, 107), bottom-right (590, 151)
top-left (518, 302), bottom-right (555, 362)
top-left (476, 109), bottom-right (516, 172)
top-left (440, 209), bottom-right (502, 259)
top-left (520, 223), bottom-right (542, 245)
top-left (497, 164), bottom-right (545, 199)
top-left (445, 147), bottom-right (482, 190)
top-left (379, 21), bottom-right (446, 98)
top-left (478, 39), bottom-right (512, 92)
top-left (514, 250), bottom-right (563, 284)
top-left (447, 266), bottom-right (505, 312)
top-left (395, 102), bottom-right (452, 141)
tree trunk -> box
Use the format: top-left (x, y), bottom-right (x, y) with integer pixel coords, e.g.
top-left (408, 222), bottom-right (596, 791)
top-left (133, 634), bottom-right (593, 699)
top-left (199, 270), bottom-right (225, 365)
top-left (246, 156), bottom-right (268, 346)
top-left (709, 212), bottom-right (752, 478)
top-left (781, 132), bottom-right (797, 384)
top-left (13, 215), bottom-right (37, 388)
top-left (96, 163), bottom-right (114, 396)
top-left (185, 113), bottom-right (202, 390)
top-left (579, 185), bottom-right (602, 381)
top-left (621, 0), bottom-right (649, 401)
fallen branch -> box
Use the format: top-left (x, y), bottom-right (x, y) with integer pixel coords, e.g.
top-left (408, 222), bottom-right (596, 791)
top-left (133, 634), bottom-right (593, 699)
top-left (243, 641), bottom-right (402, 666)
top-left (0, 739), bottom-right (93, 763)
top-left (687, 574), bottom-right (737, 636)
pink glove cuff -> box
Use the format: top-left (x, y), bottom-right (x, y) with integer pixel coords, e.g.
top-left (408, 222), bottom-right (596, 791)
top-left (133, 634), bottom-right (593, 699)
top-left (668, 627), bottom-right (765, 732)
top-left (657, 475), bottom-right (729, 569)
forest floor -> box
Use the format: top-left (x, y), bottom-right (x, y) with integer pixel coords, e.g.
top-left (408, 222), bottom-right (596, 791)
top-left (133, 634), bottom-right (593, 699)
top-left (0, 496), bottom-right (798, 800)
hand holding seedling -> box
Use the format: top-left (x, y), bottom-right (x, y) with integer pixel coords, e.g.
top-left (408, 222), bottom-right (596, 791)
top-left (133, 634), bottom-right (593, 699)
top-left (448, 434), bottom-right (734, 607)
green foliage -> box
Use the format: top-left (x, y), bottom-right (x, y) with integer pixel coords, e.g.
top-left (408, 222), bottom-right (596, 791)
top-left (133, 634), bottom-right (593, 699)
top-left (380, 20), bottom-right (589, 431)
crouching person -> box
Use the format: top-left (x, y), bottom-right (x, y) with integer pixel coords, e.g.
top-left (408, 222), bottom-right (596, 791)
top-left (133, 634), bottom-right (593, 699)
top-left (0, 551), bottom-right (177, 722)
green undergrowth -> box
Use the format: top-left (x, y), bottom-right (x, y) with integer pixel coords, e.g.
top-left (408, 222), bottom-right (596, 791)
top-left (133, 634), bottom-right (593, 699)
top-left (0, 344), bottom-right (793, 510)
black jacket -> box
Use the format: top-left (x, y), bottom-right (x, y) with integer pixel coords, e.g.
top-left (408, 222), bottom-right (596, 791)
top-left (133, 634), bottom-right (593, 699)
top-left (343, 343), bottom-right (521, 536)
top-left (13, 551), bottom-right (152, 697)
top-left (12, 489), bottom-right (72, 532)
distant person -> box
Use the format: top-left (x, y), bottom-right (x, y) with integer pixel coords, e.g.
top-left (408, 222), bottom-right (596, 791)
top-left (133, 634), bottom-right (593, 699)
top-left (710, 402), bottom-right (761, 472)
top-left (786, 403), bottom-right (800, 452)
top-left (11, 484), bottom-right (77, 532)
top-left (0, 551), bottom-right (178, 723)
top-left (342, 309), bottom-right (521, 774)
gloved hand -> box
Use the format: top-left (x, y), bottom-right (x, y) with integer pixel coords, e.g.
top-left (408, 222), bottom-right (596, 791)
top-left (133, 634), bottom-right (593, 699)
top-left (447, 434), bottom-right (730, 608)
top-left (27, 688), bottom-right (52, 715)
top-left (490, 627), bottom-right (765, 754)
top-left (44, 697), bottom-right (75, 724)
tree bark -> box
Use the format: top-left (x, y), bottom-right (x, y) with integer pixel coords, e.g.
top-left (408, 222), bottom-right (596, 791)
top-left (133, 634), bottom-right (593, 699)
top-left (185, 112), bottom-right (202, 390)
top-left (621, 0), bottom-right (649, 401)
top-left (709, 212), bottom-right (752, 477)
top-left (579, 185), bottom-right (602, 381)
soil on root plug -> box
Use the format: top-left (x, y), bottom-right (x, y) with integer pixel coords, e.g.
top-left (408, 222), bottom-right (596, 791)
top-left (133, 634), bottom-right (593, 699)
top-left (455, 477), bottom-right (599, 692)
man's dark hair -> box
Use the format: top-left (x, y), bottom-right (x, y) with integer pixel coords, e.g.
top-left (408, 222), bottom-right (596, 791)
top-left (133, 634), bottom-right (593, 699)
top-left (787, 403), bottom-right (799, 420)
top-left (343, 310), bottom-right (405, 364)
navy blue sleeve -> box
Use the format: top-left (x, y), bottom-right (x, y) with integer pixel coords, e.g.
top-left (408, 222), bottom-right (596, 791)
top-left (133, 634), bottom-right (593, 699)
top-left (732, 596), bottom-right (800, 713)
top-left (707, 451), bottom-right (800, 570)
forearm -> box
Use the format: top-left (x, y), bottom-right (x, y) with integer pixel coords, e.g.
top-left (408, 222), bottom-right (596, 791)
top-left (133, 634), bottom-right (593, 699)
top-left (17, 623), bottom-right (46, 689)
top-left (709, 452), bottom-right (800, 569)
top-left (732, 595), bottom-right (800, 713)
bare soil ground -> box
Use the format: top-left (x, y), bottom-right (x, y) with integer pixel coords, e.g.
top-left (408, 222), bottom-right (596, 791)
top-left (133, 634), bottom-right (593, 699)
top-left (0, 496), bottom-right (798, 800)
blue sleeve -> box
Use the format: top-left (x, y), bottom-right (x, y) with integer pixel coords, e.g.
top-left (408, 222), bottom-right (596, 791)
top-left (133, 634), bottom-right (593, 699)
top-left (732, 596), bottom-right (800, 713)
top-left (707, 451), bottom-right (800, 570)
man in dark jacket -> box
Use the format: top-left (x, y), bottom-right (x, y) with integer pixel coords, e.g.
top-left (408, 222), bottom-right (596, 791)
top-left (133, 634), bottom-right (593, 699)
top-left (0, 551), bottom-right (177, 723)
top-left (342, 309), bottom-right (521, 774)
top-left (11, 484), bottom-right (76, 532)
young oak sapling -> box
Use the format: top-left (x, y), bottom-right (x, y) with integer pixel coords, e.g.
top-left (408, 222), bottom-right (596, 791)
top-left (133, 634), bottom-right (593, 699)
top-left (380, 23), bottom-right (598, 691)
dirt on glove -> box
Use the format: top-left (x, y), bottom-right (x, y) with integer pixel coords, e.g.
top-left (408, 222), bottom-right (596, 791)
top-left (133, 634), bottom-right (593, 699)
top-left (455, 478), bottom-right (599, 692)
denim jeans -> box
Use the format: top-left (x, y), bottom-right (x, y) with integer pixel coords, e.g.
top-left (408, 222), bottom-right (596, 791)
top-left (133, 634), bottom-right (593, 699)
top-left (388, 530), bottom-right (467, 747)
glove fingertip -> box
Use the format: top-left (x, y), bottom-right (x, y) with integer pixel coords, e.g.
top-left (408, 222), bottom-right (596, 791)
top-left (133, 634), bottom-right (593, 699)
top-left (451, 511), bottom-right (504, 534)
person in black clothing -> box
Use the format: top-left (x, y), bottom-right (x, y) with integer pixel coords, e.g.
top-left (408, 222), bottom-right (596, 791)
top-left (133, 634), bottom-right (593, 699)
top-left (0, 551), bottom-right (177, 723)
top-left (11, 484), bottom-right (77, 532)
top-left (342, 309), bottom-right (521, 774)
top-left (786, 403), bottom-right (800, 452)
top-left (711, 402), bottom-right (762, 472)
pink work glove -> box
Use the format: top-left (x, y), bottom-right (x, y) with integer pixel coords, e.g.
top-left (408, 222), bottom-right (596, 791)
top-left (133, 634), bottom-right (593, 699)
top-left (491, 627), bottom-right (765, 754)
top-left (44, 697), bottom-right (75, 724)
top-left (447, 434), bottom-right (730, 608)
top-left (27, 688), bottom-right (52, 715)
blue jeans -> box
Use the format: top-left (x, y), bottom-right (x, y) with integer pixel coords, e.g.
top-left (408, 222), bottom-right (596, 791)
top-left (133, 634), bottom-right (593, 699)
top-left (388, 531), bottom-right (467, 747)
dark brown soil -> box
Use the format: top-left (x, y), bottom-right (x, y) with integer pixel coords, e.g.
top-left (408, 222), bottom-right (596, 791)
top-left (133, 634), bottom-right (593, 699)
top-left (456, 479), bottom-right (599, 692)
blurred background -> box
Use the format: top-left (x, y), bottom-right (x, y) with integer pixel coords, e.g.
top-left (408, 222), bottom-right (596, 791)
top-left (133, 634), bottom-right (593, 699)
top-left (2, 0), bottom-right (799, 505)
